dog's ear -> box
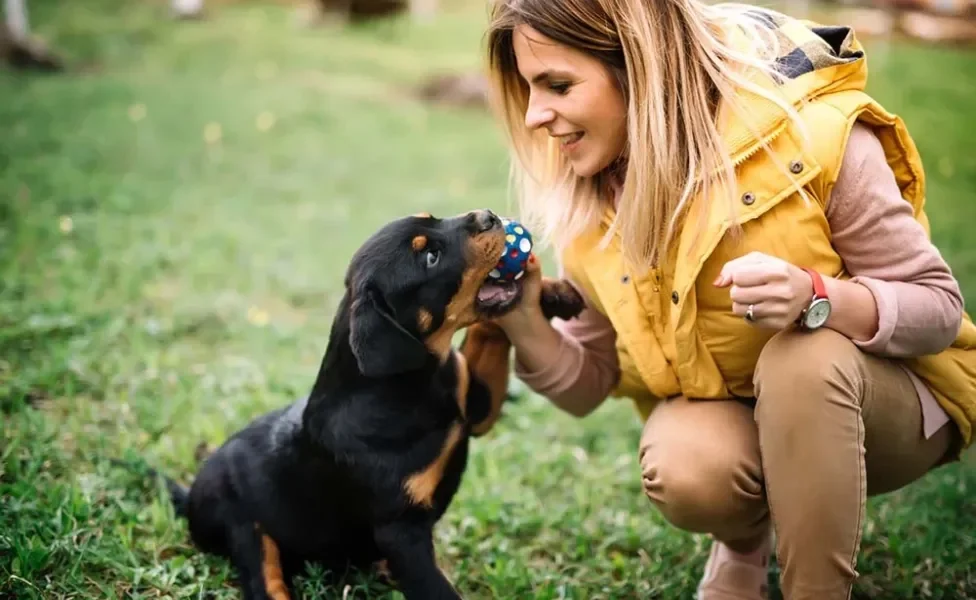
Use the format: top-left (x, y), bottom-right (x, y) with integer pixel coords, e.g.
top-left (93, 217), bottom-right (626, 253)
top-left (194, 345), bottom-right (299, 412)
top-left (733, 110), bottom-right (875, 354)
top-left (349, 287), bottom-right (429, 378)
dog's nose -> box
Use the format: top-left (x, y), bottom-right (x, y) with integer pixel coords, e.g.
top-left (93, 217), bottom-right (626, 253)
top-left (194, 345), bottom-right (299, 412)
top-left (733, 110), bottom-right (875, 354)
top-left (472, 209), bottom-right (500, 233)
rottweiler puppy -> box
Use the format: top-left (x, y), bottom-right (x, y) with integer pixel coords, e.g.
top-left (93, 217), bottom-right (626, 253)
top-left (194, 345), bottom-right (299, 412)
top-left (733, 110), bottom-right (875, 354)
top-left (155, 209), bottom-right (584, 600)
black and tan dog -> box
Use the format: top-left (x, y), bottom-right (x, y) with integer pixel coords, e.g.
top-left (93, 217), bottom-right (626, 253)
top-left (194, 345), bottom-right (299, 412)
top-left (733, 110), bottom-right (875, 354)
top-left (154, 209), bottom-right (584, 600)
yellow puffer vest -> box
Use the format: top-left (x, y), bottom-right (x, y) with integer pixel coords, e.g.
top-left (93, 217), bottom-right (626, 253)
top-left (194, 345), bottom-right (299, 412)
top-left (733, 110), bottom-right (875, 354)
top-left (560, 16), bottom-right (976, 446)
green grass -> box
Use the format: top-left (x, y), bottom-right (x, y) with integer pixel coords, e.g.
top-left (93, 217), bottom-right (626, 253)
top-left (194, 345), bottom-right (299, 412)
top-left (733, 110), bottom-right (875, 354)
top-left (1, 1), bottom-right (974, 598)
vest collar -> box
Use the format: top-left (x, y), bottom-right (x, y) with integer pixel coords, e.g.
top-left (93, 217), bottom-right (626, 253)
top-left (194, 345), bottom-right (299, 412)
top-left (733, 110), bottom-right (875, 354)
top-left (717, 14), bottom-right (868, 164)
top-left (596, 14), bottom-right (870, 257)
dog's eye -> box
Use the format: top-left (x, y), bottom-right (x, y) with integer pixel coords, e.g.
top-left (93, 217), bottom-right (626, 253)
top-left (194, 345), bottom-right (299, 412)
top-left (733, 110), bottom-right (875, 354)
top-left (425, 249), bottom-right (440, 268)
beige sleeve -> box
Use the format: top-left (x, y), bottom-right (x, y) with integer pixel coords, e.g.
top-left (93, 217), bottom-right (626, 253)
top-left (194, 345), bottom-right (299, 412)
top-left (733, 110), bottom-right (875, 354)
top-left (827, 121), bottom-right (964, 357)
top-left (513, 272), bottom-right (621, 415)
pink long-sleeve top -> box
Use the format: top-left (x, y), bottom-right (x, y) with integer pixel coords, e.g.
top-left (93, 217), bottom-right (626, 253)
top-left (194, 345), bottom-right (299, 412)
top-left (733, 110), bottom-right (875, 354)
top-left (515, 122), bottom-right (964, 438)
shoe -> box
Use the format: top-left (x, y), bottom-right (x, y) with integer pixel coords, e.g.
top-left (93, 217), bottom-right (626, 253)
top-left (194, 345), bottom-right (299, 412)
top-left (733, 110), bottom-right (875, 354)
top-left (696, 532), bottom-right (772, 600)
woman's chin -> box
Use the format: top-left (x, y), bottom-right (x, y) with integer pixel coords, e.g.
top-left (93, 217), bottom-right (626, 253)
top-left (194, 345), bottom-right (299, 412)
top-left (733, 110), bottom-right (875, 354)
top-left (568, 157), bottom-right (600, 179)
top-left (568, 152), bottom-right (618, 179)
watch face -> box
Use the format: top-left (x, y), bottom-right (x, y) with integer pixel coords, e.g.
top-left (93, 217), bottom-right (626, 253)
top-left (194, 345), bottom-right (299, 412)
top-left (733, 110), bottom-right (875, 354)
top-left (804, 299), bottom-right (831, 329)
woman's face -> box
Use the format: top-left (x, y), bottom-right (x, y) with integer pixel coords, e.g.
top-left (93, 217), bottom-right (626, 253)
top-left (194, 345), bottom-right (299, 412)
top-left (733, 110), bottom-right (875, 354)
top-left (512, 24), bottom-right (628, 178)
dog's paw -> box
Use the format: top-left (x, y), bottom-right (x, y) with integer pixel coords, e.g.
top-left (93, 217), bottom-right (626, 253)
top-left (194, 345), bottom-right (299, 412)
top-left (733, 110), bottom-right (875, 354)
top-left (539, 278), bottom-right (586, 321)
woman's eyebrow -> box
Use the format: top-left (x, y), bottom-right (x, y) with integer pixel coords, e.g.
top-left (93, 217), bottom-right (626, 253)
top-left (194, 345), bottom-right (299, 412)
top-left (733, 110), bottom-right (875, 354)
top-left (531, 70), bottom-right (574, 84)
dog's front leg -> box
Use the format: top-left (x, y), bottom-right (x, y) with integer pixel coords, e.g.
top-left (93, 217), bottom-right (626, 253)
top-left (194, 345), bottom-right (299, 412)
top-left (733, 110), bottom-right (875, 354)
top-left (373, 520), bottom-right (462, 600)
top-left (459, 321), bottom-right (510, 437)
top-left (539, 277), bottom-right (587, 322)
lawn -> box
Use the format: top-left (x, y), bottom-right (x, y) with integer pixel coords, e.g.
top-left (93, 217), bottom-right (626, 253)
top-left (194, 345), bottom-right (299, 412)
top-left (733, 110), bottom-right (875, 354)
top-left (1, 0), bottom-right (974, 598)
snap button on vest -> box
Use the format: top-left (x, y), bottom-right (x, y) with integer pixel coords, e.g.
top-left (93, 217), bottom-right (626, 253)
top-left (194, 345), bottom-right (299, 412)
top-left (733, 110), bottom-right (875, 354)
top-left (671, 291), bottom-right (679, 304)
top-left (790, 160), bottom-right (804, 174)
top-left (741, 192), bottom-right (756, 205)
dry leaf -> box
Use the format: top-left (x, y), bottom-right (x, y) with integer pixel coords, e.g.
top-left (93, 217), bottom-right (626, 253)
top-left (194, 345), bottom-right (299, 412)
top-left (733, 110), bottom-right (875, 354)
top-left (204, 122), bottom-right (223, 144)
top-left (247, 306), bottom-right (269, 326)
top-left (128, 103), bottom-right (147, 122)
top-left (256, 111), bottom-right (276, 132)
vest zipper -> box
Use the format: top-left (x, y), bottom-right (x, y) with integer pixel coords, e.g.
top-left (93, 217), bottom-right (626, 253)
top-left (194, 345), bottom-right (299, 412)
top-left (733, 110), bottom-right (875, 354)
top-left (731, 122), bottom-right (788, 169)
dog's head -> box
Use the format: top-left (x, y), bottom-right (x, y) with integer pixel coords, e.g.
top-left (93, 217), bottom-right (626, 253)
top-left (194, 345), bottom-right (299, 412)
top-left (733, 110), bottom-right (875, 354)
top-left (343, 209), bottom-right (522, 378)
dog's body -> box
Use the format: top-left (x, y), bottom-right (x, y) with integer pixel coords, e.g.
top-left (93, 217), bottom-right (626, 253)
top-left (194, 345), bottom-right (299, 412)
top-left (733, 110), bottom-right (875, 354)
top-left (159, 210), bottom-right (584, 600)
top-left (174, 338), bottom-right (492, 599)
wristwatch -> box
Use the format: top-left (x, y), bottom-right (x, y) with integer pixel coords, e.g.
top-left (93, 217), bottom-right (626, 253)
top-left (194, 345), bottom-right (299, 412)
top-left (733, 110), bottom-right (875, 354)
top-left (797, 267), bottom-right (831, 330)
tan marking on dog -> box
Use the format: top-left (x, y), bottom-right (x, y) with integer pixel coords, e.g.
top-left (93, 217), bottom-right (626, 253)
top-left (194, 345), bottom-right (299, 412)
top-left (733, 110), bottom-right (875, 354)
top-left (461, 322), bottom-right (511, 436)
top-left (417, 308), bottom-right (433, 332)
top-left (414, 211), bottom-right (432, 218)
top-left (373, 558), bottom-right (393, 583)
top-left (412, 235), bottom-right (428, 251)
top-left (402, 351), bottom-right (470, 508)
top-left (423, 220), bottom-right (505, 362)
top-left (453, 350), bottom-right (470, 418)
top-left (260, 534), bottom-right (291, 600)
top-left (404, 422), bottom-right (463, 508)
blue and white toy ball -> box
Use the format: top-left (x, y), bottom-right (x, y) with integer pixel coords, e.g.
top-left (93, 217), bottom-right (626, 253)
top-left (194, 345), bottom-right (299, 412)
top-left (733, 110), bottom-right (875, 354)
top-left (488, 218), bottom-right (533, 282)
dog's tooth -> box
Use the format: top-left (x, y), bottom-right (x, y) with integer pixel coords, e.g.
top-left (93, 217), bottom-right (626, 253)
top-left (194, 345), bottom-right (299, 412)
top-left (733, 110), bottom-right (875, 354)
top-left (489, 269), bottom-right (501, 279)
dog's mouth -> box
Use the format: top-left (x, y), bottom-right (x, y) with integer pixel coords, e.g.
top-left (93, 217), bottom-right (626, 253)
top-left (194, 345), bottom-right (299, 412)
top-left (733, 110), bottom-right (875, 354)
top-left (475, 278), bottom-right (522, 317)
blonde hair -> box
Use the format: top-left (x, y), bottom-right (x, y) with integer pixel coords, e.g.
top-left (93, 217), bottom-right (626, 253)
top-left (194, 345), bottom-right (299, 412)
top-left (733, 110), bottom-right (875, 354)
top-left (485, 0), bottom-right (810, 270)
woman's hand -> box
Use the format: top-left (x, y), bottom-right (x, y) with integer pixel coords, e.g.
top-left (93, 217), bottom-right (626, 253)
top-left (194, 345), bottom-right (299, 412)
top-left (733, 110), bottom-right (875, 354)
top-left (713, 251), bottom-right (814, 330)
top-left (492, 253), bottom-right (545, 337)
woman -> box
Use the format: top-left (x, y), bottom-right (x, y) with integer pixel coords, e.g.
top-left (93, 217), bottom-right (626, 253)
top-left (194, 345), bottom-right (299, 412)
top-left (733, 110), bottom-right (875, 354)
top-left (483, 0), bottom-right (976, 598)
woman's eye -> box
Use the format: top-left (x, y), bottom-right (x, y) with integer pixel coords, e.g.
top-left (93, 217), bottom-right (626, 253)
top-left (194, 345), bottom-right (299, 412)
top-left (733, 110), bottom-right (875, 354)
top-left (425, 250), bottom-right (440, 268)
top-left (549, 82), bottom-right (571, 95)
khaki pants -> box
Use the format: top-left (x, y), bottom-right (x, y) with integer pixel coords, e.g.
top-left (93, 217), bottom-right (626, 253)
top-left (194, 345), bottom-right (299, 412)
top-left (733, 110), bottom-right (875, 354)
top-left (639, 328), bottom-right (959, 600)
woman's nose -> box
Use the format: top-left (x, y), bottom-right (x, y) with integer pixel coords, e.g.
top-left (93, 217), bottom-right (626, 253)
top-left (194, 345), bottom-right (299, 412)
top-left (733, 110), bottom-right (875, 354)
top-left (524, 95), bottom-right (555, 131)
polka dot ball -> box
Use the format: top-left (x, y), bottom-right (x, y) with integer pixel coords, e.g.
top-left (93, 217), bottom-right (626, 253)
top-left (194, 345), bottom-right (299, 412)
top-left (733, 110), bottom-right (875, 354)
top-left (488, 218), bottom-right (533, 281)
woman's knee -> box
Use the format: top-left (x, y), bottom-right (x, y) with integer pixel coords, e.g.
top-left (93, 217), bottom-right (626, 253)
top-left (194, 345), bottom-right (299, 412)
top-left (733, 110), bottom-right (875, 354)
top-left (639, 420), bottom-right (765, 534)
top-left (754, 328), bottom-right (865, 411)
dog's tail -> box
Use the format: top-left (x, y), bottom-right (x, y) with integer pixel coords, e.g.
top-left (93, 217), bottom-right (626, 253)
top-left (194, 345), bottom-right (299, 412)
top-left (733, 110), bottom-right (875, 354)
top-left (161, 473), bottom-right (191, 519)
top-left (109, 458), bottom-right (190, 519)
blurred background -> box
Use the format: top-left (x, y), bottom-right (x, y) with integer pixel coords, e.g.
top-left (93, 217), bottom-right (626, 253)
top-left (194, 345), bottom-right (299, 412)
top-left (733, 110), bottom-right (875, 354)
top-left (1, 0), bottom-right (974, 598)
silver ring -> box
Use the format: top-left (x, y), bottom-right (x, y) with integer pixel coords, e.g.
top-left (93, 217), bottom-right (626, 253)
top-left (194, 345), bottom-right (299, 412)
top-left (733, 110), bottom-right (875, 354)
top-left (745, 304), bottom-right (755, 322)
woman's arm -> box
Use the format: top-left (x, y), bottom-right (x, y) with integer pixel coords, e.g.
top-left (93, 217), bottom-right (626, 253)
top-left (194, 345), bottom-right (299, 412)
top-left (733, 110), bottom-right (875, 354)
top-left (825, 122), bottom-right (964, 357)
top-left (497, 264), bottom-right (620, 418)
top-left (512, 295), bottom-right (620, 417)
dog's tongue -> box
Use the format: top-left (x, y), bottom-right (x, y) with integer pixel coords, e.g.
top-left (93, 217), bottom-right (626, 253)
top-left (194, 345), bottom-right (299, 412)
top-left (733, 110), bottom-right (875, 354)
top-left (478, 281), bottom-right (515, 304)
top-left (477, 281), bottom-right (509, 303)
